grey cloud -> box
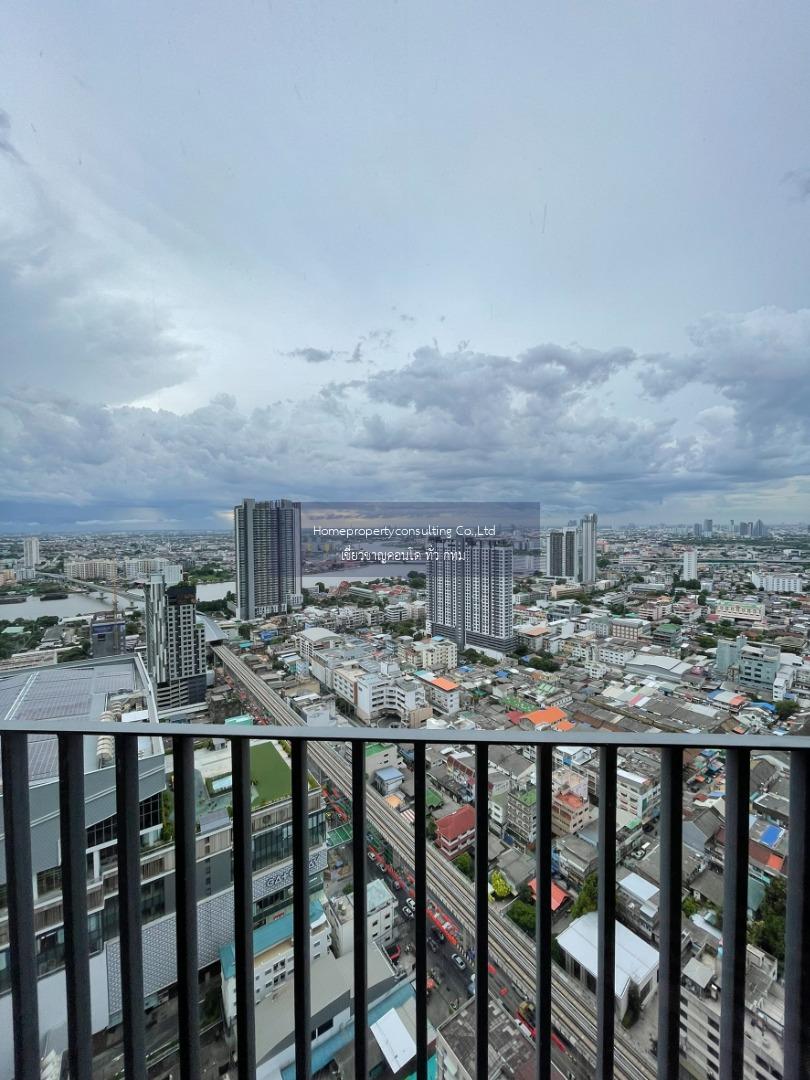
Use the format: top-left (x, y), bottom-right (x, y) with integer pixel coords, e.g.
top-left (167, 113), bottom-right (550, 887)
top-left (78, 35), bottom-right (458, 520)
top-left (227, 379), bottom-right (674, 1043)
top-left (0, 109), bottom-right (24, 162)
top-left (285, 347), bottom-right (338, 364)
top-left (783, 169), bottom-right (810, 201)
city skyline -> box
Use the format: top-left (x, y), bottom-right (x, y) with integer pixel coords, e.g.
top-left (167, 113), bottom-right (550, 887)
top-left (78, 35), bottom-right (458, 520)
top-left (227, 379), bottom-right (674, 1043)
top-left (2, 2), bottom-right (810, 529)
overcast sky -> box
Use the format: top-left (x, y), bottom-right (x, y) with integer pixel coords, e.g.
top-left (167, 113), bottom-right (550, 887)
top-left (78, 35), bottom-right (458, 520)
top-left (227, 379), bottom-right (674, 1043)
top-left (1, 0), bottom-right (809, 530)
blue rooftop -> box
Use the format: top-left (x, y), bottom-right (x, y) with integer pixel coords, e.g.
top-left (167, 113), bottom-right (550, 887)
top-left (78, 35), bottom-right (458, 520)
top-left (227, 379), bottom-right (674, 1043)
top-left (376, 766), bottom-right (403, 781)
top-left (219, 899), bottom-right (323, 980)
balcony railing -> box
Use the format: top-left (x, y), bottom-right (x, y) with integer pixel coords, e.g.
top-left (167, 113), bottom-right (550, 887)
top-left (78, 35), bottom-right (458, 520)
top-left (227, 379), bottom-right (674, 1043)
top-left (1, 717), bottom-right (809, 1080)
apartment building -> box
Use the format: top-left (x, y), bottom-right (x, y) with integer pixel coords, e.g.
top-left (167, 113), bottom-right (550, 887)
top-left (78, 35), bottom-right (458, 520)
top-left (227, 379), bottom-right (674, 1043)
top-left (234, 497), bottom-right (303, 619)
top-left (426, 537), bottom-right (515, 653)
top-left (325, 878), bottom-right (397, 957)
top-left (414, 671), bottom-right (461, 714)
top-left (397, 636), bottom-right (458, 671)
top-left (65, 559), bottom-right (118, 581)
top-left (610, 617), bottom-right (648, 642)
top-left (679, 944), bottom-right (783, 1080)
top-left (332, 664), bottom-right (432, 725)
top-left (550, 771), bottom-right (591, 836)
top-left (144, 575), bottom-right (206, 708)
top-left (23, 536), bottom-right (40, 568)
top-left (507, 786), bottom-right (537, 849)
top-left (123, 558), bottom-right (182, 584)
top-left (616, 763), bottom-right (661, 824)
top-left (750, 571), bottom-right (804, 594)
top-left (219, 901), bottom-right (331, 1026)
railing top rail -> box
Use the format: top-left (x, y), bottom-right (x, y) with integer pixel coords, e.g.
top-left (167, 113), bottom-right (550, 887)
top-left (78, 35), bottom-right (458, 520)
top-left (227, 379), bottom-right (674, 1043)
top-left (0, 716), bottom-right (809, 749)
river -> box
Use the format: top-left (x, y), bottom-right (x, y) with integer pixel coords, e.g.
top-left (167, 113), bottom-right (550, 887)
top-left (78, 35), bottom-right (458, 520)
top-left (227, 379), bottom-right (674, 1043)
top-left (0, 564), bottom-right (422, 623)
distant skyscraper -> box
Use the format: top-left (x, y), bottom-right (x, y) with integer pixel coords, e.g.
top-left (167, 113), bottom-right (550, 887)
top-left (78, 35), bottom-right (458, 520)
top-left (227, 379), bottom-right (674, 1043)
top-left (683, 549), bottom-right (698, 580)
top-left (234, 498), bottom-right (303, 620)
top-left (546, 527), bottom-right (578, 578)
top-left (90, 613), bottom-right (127, 658)
top-left (145, 575), bottom-right (206, 708)
top-left (427, 537), bottom-right (514, 653)
top-left (23, 536), bottom-right (40, 568)
top-left (693, 523), bottom-right (703, 537)
top-left (752, 519), bottom-right (767, 538)
top-left (703, 518), bottom-right (713, 536)
top-left (579, 513), bottom-right (598, 585)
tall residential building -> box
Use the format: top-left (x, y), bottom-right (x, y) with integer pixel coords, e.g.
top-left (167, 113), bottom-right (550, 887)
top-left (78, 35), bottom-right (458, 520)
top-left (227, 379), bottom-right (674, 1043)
top-left (547, 527), bottom-right (578, 579)
top-left (144, 574), bottom-right (206, 708)
top-left (234, 498), bottom-right (303, 620)
top-left (123, 558), bottom-right (183, 584)
top-left (23, 536), bottom-right (40, 568)
top-left (703, 518), bottom-right (713, 535)
top-left (426, 536), bottom-right (515, 653)
top-left (682, 548), bottom-right (698, 580)
top-left (692, 523), bottom-right (702, 538)
top-left (579, 512), bottom-right (598, 584)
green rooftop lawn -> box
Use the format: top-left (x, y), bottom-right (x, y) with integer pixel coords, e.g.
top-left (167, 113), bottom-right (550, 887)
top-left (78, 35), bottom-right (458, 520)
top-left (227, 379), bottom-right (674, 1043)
top-left (249, 741), bottom-right (317, 806)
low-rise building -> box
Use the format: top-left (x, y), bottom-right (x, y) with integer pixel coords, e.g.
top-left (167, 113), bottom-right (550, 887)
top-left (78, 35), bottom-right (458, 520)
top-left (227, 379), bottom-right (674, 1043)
top-left (557, 912), bottom-right (659, 1019)
top-left (506, 785), bottom-right (537, 849)
top-left (397, 636), bottom-right (458, 671)
top-left (435, 804), bottom-right (476, 859)
top-left (551, 770), bottom-right (591, 835)
top-left (715, 598), bottom-right (766, 625)
top-left (325, 878), bottom-right (398, 957)
top-left (435, 994), bottom-right (535, 1079)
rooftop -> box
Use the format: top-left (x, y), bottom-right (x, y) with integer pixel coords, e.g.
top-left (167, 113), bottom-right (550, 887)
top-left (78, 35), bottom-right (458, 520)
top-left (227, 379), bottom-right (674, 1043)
top-left (557, 912), bottom-right (659, 998)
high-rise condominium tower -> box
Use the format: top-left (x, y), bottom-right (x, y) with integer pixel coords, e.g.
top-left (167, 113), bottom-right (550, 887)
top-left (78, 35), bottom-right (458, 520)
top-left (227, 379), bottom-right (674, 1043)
top-left (427, 537), bottom-right (514, 653)
top-left (234, 498), bottom-right (303, 620)
top-left (23, 536), bottom-right (40, 568)
top-left (546, 527), bottom-right (578, 578)
top-left (683, 549), bottom-right (698, 580)
top-left (144, 574), bottom-right (206, 708)
top-left (579, 513), bottom-right (598, 585)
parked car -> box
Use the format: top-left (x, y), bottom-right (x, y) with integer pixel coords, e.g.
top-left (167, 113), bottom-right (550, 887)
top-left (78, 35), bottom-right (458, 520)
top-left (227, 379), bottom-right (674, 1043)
top-left (451, 953), bottom-right (466, 970)
top-left (406, 897), bottom-right (416, 910)
top-left (367, 851), bottom-right (377, 862)
top-left (428, 938), bottom-right (439, 953)
top-left (401, 904), bottom-right (414, 918)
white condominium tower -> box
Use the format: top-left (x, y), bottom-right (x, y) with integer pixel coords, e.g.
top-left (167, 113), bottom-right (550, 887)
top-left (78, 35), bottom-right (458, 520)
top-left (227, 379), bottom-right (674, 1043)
top-left (23, 536), bottom-right (40, 568)
top-left (579, 513), bottom-right (598, 585)
top-left (683, 548), bottom-right (698, 580)
top-left (426, 536), bottom-right (514, 653)
top-left (234, 498), bottom-right (303, 620)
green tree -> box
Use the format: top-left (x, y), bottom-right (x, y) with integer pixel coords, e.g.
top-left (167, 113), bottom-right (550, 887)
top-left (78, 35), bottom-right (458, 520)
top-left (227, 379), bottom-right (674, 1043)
top-left (455, 852), bottom-right (474, 880)
top-left (570, 873), bottom-right (598, 919)
top-left (238, 623), bottom-right (253, 640)
top-left (506, 899), bottom-right (536, 938)
top-left (775, 700), bottom-right (800, 721)
top-left (426, 815), bottom-right (437, 840)
top-left (682, 896), bottom-right (700, 918)
top-left (517, 882), bottom-right (534, 905)
top-left (749, 878), bottom-right (786, 971)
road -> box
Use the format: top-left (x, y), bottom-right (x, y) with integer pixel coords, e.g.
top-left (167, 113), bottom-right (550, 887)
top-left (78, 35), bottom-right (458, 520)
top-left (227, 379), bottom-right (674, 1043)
top-left (213, 645), bottom-right (657, 1080)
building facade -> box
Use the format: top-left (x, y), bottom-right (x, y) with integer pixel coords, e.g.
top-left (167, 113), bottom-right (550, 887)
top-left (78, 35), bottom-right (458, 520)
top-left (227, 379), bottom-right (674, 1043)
top-left (426, 537), bottom-right (515, 653)
top-left (144, 575), bottom-right (207, 708)
top-left (234, 498), bottom-right (303, 620)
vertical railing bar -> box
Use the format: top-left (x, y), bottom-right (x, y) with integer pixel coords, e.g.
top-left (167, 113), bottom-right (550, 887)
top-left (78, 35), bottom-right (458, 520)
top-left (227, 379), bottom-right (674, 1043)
top-left (597, 744), bottom-right (617, 1079)
top-left (535, 744), bottom-right (552, 1080)
top-left (2, 732), bottom-right (39, 1080)
top-left (174, 736), bottom-right (201, 1080)
top-left (414, 742), bottom-right (428, 1080)
top-left (116, 733), bottom-right (146, 1080)
top-left (475, 742), bottom-right (489, 1079)
top-left (784, 747), bottom-right (810, 1080)
top-left (351, 740), bottom-right (368, 1079)
top-left (59, 733), bottom-right (92, 1080)
top-left (292, 738), bottom-right (312, 1078)
top-left (720, 748), bottom-right (749, 1080)
top-left (657, 746), bottom-right (683, 1080)
top-left (231, 737), bottom-right (256, 1079)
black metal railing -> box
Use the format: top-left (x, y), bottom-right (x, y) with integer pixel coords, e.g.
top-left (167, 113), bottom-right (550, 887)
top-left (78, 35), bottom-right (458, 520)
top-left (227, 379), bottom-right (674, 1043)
top-left (1, 718), bottom-right (809, 1080)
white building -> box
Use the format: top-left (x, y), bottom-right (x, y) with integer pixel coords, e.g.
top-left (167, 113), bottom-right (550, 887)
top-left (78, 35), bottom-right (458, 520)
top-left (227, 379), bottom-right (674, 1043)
top-left (715, 598), bottom-right (766, 625)
top-left (65, 559), bottom-right (118, 581)
top-left (397, 636), bottom-right (458, 671)
top-left (580, 512), bottom-right (598, 585)
top-left (123, 558), bottom-right (182, 584)
top-left (22, 536), bottom-right (40, 568)
top-left (325, 878), bottom-right (398, 957)
top-left (219, 900), bottom-right (331, 1027)
top-left (750, 571), bottom-right (804, 594)
top-left (683, 548), bottom-right (698, 580)
top-left (414, 671), bottom-right (461, 714)
top-left (557, 912), bottom-right (659, 1018)
top-left (332, 664), bottom-right (432, 725)
top-left (426, 536), bottom-right (514, 653)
